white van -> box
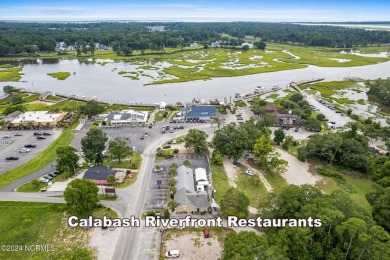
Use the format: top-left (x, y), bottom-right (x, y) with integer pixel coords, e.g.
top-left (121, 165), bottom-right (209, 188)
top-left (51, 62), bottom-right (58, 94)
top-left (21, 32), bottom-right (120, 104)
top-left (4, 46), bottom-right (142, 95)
top-left (165, 250), bottom-right (180, 258)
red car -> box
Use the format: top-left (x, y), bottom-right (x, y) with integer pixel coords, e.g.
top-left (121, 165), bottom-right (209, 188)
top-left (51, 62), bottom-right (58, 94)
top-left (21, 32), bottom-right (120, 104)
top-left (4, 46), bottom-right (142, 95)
top-left (37, 136), bottom-right (46, 140)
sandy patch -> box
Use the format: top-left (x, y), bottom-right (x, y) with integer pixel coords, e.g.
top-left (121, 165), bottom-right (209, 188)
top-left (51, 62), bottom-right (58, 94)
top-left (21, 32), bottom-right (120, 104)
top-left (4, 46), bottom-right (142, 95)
top-left (223, 157), bottom-right (238, 188)
top-left (277, 148), bottom-right (322, 185)
top-left (330, 58), bottom-right (352, 63)
top-left (164, 233), bottom-right (222, 260)
top-left (89, 226), bottom-right (121, 260)
top-left (29, 100), bottom-right (56, 106)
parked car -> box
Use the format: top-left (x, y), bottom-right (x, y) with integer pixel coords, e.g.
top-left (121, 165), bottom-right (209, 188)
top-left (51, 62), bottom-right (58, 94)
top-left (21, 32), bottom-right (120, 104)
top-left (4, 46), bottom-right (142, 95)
top-left (132, 147), bottom-right (136, 152)
top-left (173, 148), bottom-right (179, 153)
top-left (33, 132), bottom-right (42, 136)
top-left (245, 170), bottom-right (254, 176)
top-left (233, 161), bottom-right (241, 167)
top-left (40, 177), bottom-right (50, 183)
top-left (140, 134), bottom-right (144, 140)
top-left (48, 173), bottom-right (57, 178)
top-left (2, 135), bottom-right (11, 138)
top-left (19, 148), bottom-right (30, 153)
top-left (42, 132), bottom-right (52, 136)
top-left (25, 144), bottom-right (36, 148)
top-left (144, 132), bottom-right (148, 136)
top-left (43, 174), bottom-right (53, 180)
top-left (170, 129), bottom-right (173, 133)
top-left (78, 161), bottom-right (84, 167)
top-left (14, 133), bottom-right (23, 136)
top-left (163, 145), bottom-right (171, 149)
top-left (179, 126), bottom-right (184, 129)
top-left (165, 250), bottom-right (180, 258)
top-left (172, 140), bottom-right (177, 144)
top-left (37, 136), bottom-right (46, 140)
top-left (6, 156), bottom-right (19, 160)
top-left (149, 123), bottom-right (153, 128)
top-left (167, 140), bottom-right (172, 144)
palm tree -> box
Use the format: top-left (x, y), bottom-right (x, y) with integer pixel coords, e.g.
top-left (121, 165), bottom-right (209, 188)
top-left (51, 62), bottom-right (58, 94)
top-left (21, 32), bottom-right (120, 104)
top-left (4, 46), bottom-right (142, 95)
top-left (169, 163), bottom-right (178, 171)
top-left (183, 160), bottom-right (191, 167)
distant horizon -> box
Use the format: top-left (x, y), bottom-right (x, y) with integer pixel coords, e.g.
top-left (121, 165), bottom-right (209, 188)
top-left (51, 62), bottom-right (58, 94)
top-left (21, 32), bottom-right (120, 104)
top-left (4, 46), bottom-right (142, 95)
top-left (1, 0), bottom-right (390, 22)
top-left (1, 20), bottom-right (390, 23)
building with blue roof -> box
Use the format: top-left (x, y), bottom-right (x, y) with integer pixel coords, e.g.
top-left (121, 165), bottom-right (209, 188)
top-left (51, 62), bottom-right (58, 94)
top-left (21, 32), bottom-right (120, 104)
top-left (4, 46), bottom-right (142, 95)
top-left (185, 105), bottom-right (217, 121)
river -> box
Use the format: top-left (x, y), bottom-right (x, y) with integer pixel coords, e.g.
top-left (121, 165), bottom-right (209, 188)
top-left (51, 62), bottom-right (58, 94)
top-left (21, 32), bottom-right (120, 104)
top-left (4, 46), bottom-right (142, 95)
top-left (1, 59), bottom-right (390, 104)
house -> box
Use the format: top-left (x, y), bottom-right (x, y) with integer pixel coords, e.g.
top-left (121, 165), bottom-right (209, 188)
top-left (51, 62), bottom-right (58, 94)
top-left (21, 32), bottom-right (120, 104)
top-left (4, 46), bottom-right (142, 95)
top-left (83, 166), bottom-right (117, 185)
top-left (55, 42), bottom-right (67, 52)
top-left (174, 165), bottom-right (208, 214)
top-left (10, 111), bottom-right (68, 127)
top-left (190, 42), bottom-right (199, 48)
top-left (244, 35), bottom-right (255, 40)
top-left (185, 105), bottom-right (217, 121)
top-left (241, 42), bottom-right (254, 49)
top-left (106, 110), bottom-right (148, 126)
top-left (263, 104), bottom-right (301, 126)
top-left (211, 41), bottom-right (221, 47)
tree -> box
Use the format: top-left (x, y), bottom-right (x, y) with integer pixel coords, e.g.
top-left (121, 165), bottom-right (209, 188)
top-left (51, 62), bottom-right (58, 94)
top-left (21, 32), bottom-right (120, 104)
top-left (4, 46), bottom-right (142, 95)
top-left (169, 163), bottom-right (178, 171)
top-left (106, 174), bottom-right (116, 185)
top-left (220, 187), bottom-right (249, 218)
top-left (253, 130), bottom-right (287, 174)
top-left (81, 127), bottom-right (108, 163)
top-left (56, 146), bottom-right (79, 175)
top-left (64, 179), bottom-right (99, 216)
top-left (316, 113), bottom-right (326, 121)
top-left (273, 129), bottom-right (285, 145)
top-left (80, 100), bottom-right (105, 118)
top-left (211, 150), bottom-right (223, 165)
top-left (167, 199), bottom-right (178, 212)
top-left (107, 136), bottom-right (132, 163)
top-left (366, 187), bottom-right (390, 231)
top-left (303, 118), bottom-right (322, 132)
top-left (3, 85), bottom-right (17, 94)
top-left (10, 95), bottom-right (23, 105)
top-left (336, 218), bottom-right (368, 259)
top-left (242, 44), bottom-right (250, 51)
top-left (256, 41), bottom-right (266, 50)
top-left (183, 160), bottom-right (191, 167)
top-left (184, 129), bottom-right (208, 154)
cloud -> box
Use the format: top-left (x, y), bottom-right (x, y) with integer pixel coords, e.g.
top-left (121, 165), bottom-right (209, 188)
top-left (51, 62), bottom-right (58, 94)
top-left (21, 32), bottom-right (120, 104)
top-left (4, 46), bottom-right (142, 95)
top-left (17, 6), bottom-right (84, 13)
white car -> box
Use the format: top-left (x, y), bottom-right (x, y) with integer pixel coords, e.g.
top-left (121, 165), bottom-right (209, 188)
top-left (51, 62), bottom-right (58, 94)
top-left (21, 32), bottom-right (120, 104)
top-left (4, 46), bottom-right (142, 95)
top-left (245, 170), bottom-right (254, 176)
top-left (19, 148), bottom-right (30, 153)
top-left (78, 161), bottom-right (84, 167)
top-left (165, 250), bottom-right (180, 258)
top-left (40, 177), bottom-right (49, 183)
top-left (2, 135), bottom-right (11, 138)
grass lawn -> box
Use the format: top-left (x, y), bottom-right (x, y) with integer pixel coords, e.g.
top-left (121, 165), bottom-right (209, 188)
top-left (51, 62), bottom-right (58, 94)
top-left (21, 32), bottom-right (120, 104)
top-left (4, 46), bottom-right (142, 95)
top-left (301, 80), bottom-right (358, 98)
top-left (0, 66), bottom-right (23, 81)
top-left (45, 95), bottom-right (64, 102)
top-left (24, 102), bottom-right (49, 111)
top-left (114, 172), bottom-right (138, 188)
top-left (314, 164), bottom-right (376, 211)
top-left (263, 171), bottom-right (288, 191)
top-left (236, 169), bottom-right (267, 208)
top-left (48, 100), bottom-right (86, 112)
top-left (0, 129), bottom-right (74, 188)
top-left (210, 163), bottom-right (230, 205)
top-left (155, 111), bottom-right (167, 121)
top-left (0, 201), bottom-right (118, 259)
top-left (105, 152), bottom-right (142, 170)
top-left (47, 72), bottom-right (71, 80)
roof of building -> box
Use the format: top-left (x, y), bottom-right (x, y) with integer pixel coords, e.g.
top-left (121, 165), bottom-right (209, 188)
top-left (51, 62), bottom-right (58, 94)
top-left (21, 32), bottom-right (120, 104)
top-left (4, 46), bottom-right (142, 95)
top-left (176, 165), bottom-right (194, 192)
top-left (264, 104), bottom-right (286, 115)
top-left (175, 188), bottom-right (208, 209)
top-left (83, 166), bottom-right (117, 181)
top-left (4, 110), bottom-right (24, 122)
top-left (186, 105), bottom-right (217, 119)
top-left (195, 168), bottom-right (208, 182)
top-left (11, 111), bottom-right (66, 124)
top-left (107, 110), bottom-right (148, 123)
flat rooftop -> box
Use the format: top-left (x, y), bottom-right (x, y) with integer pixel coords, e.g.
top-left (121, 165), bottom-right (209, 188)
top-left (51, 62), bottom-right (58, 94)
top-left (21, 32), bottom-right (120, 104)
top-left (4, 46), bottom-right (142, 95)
top-left (11, 111), bottom-right (65, 124)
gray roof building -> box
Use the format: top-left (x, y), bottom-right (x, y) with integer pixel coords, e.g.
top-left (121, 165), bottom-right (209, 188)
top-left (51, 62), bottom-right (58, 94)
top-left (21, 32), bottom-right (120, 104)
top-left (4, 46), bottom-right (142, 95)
top-left (174, 165), bottom-right (208, 213)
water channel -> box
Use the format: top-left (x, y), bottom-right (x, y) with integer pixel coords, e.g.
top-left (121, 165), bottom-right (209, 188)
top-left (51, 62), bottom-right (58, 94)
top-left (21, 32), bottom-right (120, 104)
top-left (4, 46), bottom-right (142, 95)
top-left (1, 59), bottom-right (390, 104)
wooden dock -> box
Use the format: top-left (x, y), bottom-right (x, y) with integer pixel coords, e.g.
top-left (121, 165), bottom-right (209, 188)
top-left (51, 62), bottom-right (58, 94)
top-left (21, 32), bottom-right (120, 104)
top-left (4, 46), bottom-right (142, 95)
top-left (241, 87), bottom-right (282, 101)
top-left (289, 77), bottom-right (325, 93)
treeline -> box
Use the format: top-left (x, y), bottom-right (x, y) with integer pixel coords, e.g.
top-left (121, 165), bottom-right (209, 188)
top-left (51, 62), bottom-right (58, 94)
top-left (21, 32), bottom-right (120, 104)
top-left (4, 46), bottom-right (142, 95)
top-left (222, 185), bottom-right (390, 259)
top-left (298, 122), bottom-right (390, 188)
top-left (367, 78), bottom-right (390, 106)
top-left (1, 22), bottom-right (390, 56)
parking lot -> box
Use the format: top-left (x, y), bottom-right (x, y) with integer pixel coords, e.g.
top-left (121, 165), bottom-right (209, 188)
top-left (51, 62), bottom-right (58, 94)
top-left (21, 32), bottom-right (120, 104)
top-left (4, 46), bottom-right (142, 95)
top-left (144, 154), bottom-right (210, 211)
top-left (0, 130), bottom-right (61, 174)
top-left (101, 121), bottom-right (211, 153)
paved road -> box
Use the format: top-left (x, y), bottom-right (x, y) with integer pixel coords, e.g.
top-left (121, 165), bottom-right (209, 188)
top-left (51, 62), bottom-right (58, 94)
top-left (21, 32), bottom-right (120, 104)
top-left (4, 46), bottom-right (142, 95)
top-left (0, 122), bottom-right (92, 192)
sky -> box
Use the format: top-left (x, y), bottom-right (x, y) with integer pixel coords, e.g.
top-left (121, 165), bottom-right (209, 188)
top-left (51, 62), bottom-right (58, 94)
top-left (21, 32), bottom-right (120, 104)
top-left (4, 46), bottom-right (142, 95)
top-left (0, 0), bottom-right (389, 22)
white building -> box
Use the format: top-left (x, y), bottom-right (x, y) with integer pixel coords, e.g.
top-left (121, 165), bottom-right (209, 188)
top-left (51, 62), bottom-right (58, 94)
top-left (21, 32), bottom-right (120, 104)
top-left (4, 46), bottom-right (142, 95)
top-left (11, 111), bottom-right (67, 127)
top-left (195, 168), bottom-right (209, 191)
top-left (106, 110), bottom-right (148, 126)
